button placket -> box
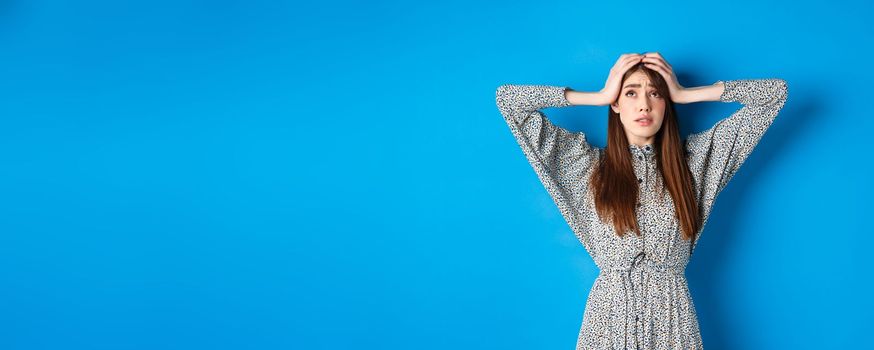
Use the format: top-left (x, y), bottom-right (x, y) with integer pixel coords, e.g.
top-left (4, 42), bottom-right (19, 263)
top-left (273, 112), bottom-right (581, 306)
top-left (630, 144), bottom-right (655, 211)
top-left (644, 159), bottom-right (648, 186)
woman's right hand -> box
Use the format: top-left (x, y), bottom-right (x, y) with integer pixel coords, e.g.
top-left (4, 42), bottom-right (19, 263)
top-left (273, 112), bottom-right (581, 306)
top-left (597, 53), bottom-right (644, 105)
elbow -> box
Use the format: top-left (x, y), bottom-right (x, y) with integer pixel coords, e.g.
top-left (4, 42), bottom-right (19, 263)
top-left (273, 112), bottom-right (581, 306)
top-left (495, 84), bottom-right (504, 101)
top-left (495, 84), bottom-right (513, 109)
top-left (496, 84), bottom-right (511, 99)
top-left (774, 78), bottom-right (789, 102)
top-left (765, 79), bottom-right (789, 108)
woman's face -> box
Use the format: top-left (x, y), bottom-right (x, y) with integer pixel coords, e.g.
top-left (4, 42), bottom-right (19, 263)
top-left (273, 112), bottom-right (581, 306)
top-left (610, 70), bottom-right (666, 145)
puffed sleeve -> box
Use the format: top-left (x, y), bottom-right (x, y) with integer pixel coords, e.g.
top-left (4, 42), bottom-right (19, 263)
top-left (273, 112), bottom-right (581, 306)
top-left (684, 78), bottom-right (789, 252)
top-left (495, 84), bottom-right (600, 254)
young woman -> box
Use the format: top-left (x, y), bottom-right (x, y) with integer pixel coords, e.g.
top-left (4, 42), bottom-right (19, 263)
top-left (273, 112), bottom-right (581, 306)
top-left (494, 52), bottom-right (788, 349)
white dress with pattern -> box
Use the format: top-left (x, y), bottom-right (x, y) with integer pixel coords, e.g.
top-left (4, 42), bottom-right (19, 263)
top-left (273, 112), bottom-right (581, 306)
top-left (495, 79), bottom-right (788, 349)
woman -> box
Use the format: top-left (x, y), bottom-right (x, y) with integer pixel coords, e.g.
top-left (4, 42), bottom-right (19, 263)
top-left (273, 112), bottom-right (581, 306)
top-left (494, 52), bottom-right (788, 349)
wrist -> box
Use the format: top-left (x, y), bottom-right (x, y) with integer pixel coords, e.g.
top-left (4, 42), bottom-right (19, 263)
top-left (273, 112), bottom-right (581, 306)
top-left (672, 90), bottom-right (689, 104)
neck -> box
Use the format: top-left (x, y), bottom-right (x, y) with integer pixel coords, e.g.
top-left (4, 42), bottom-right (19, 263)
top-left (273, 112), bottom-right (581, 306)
top-left (627, 136), bottom-right (655, 146)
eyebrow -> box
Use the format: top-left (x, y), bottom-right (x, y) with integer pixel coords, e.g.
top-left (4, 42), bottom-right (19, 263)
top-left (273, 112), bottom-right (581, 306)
top-left (623, 83), bottom-right (655, 89)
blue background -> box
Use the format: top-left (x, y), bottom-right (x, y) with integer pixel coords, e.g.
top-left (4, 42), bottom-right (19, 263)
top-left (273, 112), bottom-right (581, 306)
top-left (1, 0), bottom-right (870, 349)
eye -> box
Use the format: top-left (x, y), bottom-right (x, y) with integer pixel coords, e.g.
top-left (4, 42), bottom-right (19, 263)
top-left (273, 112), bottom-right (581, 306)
top-left (650, 91), bottom-right (661, 98)
top-left (625, 91), bottom-right (636, 97)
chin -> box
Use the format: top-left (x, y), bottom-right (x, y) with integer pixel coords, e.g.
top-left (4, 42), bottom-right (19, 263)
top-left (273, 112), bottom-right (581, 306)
top-left (633, 131), bottom-right (658, 138)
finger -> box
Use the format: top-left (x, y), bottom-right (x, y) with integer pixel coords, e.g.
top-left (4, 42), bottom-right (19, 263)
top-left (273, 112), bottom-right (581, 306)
top-left (643, 58), bottom-right (668, 72)
top-left (615, 54), bottom-right (633, 66)
top-left (642, 59), bottom-right (668, 75)
top-left (642, 57), bottom-right (672, 74)
top-left (642, 56), bottom-right (669, 68)
top-left (644, 63), bottom-right (672, 83)
top-left (619, 56), bottom-right (643, 72)
top-left (615, 54), bottom-right (642, 70)
top-left (643, 62), bottom-right (665, 74)
top-left (643, 54), bottom-right (672, 70)
top-left (623, 54), bottom-right (644, 66)
top-left (622, 54), bottom-right (642, 62)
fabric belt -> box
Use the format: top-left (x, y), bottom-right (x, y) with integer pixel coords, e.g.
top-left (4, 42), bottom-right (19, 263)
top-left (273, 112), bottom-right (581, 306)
top-left (600, 253), bottom-right (685, 350)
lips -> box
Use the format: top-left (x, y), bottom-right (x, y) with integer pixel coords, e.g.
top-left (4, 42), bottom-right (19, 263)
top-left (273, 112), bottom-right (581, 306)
top-left (635, 115), bottom-right (653, 126)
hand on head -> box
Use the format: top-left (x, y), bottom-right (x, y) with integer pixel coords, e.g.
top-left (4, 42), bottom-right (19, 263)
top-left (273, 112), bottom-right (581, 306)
top-left (600, 52), bottom-right (687, 105)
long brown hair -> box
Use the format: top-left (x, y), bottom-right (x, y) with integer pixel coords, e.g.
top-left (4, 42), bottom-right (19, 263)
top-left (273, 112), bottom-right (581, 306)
top-left (588, 63), bottom-right (700, 242)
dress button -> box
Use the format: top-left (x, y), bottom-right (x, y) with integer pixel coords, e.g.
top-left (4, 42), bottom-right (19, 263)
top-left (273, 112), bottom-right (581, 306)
top-left (638, 155), bottom-right (643, 160)
top-left (638, 178), bottom-right (642, 183)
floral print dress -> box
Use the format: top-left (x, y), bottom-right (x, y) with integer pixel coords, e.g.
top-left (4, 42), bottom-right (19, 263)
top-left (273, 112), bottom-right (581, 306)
top-left (495, 79), bottom-right (788, 349)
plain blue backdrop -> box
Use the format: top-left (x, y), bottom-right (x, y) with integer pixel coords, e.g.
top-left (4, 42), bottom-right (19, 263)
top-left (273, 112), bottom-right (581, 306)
top-left (0, 0), bottom-right (870, 349)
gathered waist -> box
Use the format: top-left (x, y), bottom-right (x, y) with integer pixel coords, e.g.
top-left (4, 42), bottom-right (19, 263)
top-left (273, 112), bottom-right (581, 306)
top-left (600, 260), bottom-right (686, 275)
top-left (596, 255), bottom-right (689, 349)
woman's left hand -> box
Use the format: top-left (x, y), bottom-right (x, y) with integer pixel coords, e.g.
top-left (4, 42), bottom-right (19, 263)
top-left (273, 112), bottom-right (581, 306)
top-left (642, 52), bottom-right (689, 103)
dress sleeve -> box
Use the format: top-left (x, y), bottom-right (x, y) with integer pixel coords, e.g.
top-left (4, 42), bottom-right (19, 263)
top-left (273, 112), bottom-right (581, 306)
top-left (684, 79), bottom-right (789, 251)
top-left (495, 84), bottom-right (599, 253)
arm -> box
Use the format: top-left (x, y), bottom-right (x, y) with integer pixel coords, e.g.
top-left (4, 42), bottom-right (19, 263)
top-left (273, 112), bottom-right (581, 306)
top-left (674, 81), bottom-right (725, 104)
top-left (495, 84), bottom-right (600, 254)
top-left (565, 89), bottom-right (612, 106)
top-left (494, 84), bottom-right (600, 176)
top-left (685, 78), bottom-right (789, 251)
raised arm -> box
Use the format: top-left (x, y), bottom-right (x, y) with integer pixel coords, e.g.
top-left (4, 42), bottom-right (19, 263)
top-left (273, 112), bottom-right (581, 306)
top-left (495, 84), bottom-right (598, 174)
top-left (684, 78), bottom-right (789, 251)
top-left (495, 84), bottom-right (599, 252)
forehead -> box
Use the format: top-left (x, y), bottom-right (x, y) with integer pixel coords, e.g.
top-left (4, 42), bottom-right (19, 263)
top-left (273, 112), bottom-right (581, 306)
top-left (623, 72), bottom-right (654, 89)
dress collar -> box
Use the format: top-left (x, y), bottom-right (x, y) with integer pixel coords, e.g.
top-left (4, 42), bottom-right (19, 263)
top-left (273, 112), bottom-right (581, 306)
top-left (628, 143), bottom-right (656, 157)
